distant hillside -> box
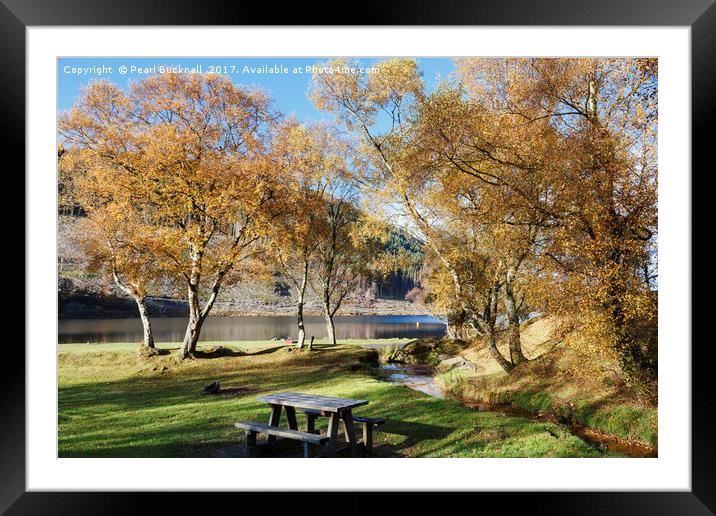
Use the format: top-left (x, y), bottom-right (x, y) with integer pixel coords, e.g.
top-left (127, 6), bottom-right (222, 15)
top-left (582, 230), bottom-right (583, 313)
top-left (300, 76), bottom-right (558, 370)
top-left (57, 215), bottom-right (428, 318)
top-left (372, 228), bottom-right (424, 299)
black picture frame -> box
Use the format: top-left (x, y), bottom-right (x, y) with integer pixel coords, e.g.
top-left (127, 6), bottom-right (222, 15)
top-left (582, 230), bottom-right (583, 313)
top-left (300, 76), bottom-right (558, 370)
top-left (6, 0), bottom-right (709, 513)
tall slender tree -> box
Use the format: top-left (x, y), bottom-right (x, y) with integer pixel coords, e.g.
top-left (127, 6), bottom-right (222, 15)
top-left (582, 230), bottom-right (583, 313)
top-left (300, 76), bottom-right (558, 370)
top-left (310, 184), bottom-right (378, 346)
top-left (268, 121), bottom-right (337, 348)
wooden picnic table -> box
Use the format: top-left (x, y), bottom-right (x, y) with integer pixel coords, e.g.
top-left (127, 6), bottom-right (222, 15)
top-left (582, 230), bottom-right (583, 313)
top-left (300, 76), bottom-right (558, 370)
top-left (255, 392), bottom-right (368, 456)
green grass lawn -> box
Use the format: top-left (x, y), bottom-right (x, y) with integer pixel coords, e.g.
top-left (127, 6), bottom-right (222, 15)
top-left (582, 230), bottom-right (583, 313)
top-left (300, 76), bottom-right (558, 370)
top-left (58, 341), bottom-right (614, 458)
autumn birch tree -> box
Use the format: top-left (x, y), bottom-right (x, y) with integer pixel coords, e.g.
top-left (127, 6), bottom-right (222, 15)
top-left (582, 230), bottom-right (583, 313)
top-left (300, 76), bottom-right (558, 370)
top-left (59, 73), bottom-right (278, 359)
top-left (268, 121), bottom-right (336, 348)
top-left (60, 149), bottom-right (161, 352)
top-left (311, 59), bottom-right (532, 370)
top-left (312, 199), bottom-right (379, 346)
top-left (456, 58), bottom-right (658, 378)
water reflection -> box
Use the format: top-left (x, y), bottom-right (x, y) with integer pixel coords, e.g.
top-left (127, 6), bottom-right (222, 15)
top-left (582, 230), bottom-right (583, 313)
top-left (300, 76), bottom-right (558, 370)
top-left (58, 315), bottom-right (446, 344)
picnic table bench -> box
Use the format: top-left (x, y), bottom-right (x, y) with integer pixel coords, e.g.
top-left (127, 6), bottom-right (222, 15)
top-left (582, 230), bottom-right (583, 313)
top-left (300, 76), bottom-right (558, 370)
top-left (235, 392), bottom-right (384, 457)
top-left (303, 409), bottom-right (385, 454)
top-left (234, 421), bottom-right (329, 457)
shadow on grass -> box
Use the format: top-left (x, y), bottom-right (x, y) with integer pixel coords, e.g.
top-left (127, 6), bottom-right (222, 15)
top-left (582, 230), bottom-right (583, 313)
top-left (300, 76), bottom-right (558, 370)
top-left (241, 345), bottom-right (286, 356)
top-left (212, 386), bottom-right (259, 397)
top-left (371, 420), bottom-right (456, 457)
top-left (192, 346), bottom-right (245, 359)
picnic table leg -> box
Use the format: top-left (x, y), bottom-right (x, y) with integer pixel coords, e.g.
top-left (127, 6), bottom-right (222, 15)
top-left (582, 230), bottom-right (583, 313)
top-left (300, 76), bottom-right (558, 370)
top-left (323, 412), bottom-right (341, 457)
top-left (267, 404), bottom-right (282, 442)
top-left (246, 430), bottom-right (257, 457)
top-left (306, 412), bottom-right (318, 434)
top-left (341, 409), bottom-right (359, 457)
top-left (362, 423), bottom-right (373, 456)
top-left (285, 406), bottom-right (298, 431)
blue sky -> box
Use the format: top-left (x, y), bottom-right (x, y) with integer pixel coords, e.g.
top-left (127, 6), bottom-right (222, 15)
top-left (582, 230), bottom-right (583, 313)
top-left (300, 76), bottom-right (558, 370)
top-left (58, 57), bottom-right (457, 123)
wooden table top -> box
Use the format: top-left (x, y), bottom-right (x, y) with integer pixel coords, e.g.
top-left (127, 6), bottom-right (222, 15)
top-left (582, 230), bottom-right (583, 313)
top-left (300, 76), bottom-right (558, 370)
top-left (256, 392), bottom-right (369, 412)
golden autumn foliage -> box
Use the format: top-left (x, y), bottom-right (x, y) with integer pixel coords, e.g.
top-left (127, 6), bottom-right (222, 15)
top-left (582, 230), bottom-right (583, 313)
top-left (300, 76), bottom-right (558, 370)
top-left (59, 73), bottom-right (279, 357)
top-left (311, 57), bottom-right (657, 380)
top-left (266, 120), bottom-right (377, 348)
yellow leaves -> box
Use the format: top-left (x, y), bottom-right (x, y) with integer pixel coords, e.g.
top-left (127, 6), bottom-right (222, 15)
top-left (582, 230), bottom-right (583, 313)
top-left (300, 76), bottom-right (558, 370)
top-left (366, 59), bottom-right (423, 104)
top-left (308, 59), bottom-right (366, 116)
top-left (59, 72), bottom-right (283, 303)
top-left (309, 57), bottom-right (423, 138)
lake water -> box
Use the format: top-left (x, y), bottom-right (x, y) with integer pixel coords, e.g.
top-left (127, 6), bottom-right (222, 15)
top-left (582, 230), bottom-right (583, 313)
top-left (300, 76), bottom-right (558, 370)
top-left (58, 315), bottom-right (446, 344)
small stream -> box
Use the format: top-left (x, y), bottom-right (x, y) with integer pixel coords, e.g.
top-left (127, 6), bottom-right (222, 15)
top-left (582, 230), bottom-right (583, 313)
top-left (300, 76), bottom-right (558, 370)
top-left (374, 362), bottom-right (656, 458)
top-left (376, 363), bottom-right (445, 398)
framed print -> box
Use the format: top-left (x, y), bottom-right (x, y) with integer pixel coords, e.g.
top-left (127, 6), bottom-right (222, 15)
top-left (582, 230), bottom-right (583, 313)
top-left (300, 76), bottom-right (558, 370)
top-left (7, 0), bottom-right (711, 512)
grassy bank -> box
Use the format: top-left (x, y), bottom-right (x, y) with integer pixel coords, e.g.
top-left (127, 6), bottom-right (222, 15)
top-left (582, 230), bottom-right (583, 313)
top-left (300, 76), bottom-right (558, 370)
top-left (433, 317), bottom-right (658, 450)
top-left (58, 340), bottom-right (615, 458)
